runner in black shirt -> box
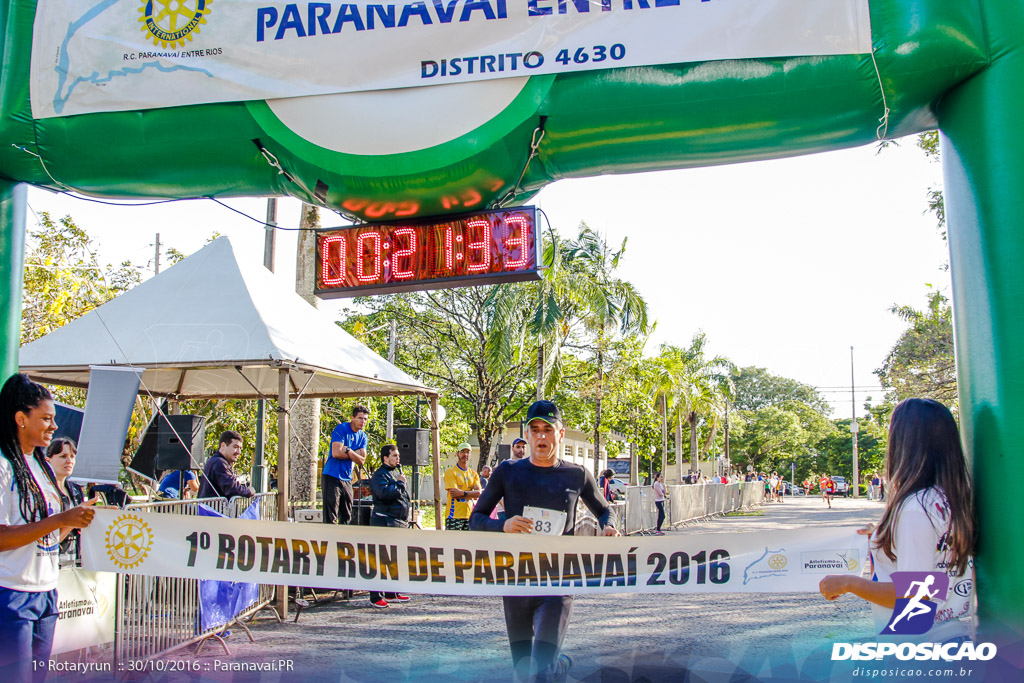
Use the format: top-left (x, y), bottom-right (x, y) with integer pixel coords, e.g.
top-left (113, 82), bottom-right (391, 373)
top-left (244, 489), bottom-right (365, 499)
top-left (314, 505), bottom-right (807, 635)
top-left (471, 400), bottom-right (618, 682)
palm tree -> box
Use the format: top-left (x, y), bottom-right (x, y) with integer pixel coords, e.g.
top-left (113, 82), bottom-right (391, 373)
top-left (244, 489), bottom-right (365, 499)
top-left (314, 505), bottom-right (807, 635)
top-left (562, 224), bottom-right (651, 477)
top-left (654, 334), bottom-right (731, 477)
top-left (651, 345), bottom-right (684, 479)
top-left (527, 232), bottom-right (572, 401)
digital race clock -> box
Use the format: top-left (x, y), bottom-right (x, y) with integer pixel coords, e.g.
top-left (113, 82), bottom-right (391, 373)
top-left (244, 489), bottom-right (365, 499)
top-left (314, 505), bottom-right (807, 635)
top-left (315, 207), bottom-right (541, 298)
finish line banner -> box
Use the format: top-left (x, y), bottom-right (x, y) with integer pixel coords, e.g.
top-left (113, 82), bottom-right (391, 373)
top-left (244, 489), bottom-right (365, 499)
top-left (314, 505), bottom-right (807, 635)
top-left (31, 0), bottom-right (871, 118)
top-left (83, 509), bottom-right (867, 595)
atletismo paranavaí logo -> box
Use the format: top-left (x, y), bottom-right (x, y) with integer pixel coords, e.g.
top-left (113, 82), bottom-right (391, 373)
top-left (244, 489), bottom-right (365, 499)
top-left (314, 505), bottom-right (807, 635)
top-left (832, 571), bottom-right (997, 662)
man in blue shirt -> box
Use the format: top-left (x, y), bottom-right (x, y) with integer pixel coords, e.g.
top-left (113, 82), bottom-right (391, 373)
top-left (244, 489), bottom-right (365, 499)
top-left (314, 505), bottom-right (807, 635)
top-left (322, 405), bottom-right (369, 525)
top-left (157, 469), bottom-right (198, 499)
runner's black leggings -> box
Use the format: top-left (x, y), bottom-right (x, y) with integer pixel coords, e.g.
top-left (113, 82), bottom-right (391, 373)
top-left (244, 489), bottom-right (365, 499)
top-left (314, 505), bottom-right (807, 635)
top-left (502, 595), bottom-right (573, 682)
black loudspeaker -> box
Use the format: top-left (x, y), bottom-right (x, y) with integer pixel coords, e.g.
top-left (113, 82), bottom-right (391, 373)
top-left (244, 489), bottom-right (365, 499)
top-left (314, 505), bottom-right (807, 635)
top-left (128, 415), bottom-right (161, 481)
top-left (495, 444), bottom-right (511, 463)
top-left (138, 414), bottom-right (207, 471)
top-left (395, 427), bottom-right (429, 466)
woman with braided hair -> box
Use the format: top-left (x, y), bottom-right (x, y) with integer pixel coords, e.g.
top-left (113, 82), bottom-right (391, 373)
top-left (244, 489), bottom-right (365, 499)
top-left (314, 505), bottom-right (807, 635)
top-left (0, 374), bottom-right (98, 681)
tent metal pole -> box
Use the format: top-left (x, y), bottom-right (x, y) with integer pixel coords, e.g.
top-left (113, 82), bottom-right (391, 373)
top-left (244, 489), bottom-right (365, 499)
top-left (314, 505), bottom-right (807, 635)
top-left (429, 394), bottom-right (442, 530)
top-left (276, 367), bottom-right (290, 618)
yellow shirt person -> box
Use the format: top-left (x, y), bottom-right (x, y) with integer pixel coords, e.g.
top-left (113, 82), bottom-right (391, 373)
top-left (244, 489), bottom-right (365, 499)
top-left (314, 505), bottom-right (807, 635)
top-left (444, 443), bottom-right (481, 530)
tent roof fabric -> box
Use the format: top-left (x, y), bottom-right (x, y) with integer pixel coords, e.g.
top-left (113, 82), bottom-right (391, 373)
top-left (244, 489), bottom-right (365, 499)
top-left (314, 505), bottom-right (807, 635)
top-left (19, 236), bottom-right (434, 399)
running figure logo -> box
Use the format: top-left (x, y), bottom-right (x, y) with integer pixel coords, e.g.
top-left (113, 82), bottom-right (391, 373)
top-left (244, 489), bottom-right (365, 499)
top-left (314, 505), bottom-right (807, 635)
top-left (884, 571), bottom-right (949, 635)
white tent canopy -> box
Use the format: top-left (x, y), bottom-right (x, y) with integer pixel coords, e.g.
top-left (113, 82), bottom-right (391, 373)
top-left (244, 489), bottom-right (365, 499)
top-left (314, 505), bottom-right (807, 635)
top-left (19, 236), bottom-right (434, 400)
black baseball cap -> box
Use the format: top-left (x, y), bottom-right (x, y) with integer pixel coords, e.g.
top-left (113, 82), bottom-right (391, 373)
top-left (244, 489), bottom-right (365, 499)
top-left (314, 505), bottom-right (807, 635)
top-left (512, 437), bottom-right (527, 446)
top-left (525, 400), bottom-right (562, 426)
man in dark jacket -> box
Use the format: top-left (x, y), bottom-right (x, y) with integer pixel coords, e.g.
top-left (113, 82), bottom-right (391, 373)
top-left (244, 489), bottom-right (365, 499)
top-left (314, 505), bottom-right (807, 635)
top-left (197, 430), bottom-right (254, 500)
top-left (368, 444), bottom-right (411, 608)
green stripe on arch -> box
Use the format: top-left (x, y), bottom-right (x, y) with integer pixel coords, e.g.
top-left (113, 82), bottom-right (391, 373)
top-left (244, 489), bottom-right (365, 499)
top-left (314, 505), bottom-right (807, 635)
top-left (245, 75), bottom-right (556, 178)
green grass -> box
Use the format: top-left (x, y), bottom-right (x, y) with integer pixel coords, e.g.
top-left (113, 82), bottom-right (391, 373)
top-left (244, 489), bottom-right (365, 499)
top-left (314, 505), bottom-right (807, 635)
top-left (723, 509), bottom-right (765, 517)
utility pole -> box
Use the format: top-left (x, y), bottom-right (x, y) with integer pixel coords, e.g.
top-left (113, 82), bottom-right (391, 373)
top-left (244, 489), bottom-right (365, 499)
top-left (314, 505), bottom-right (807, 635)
top-left (386, 319), bottom-right (397, 440)
top-left (253, 198), bottom-right (277, 493)
top-left (724, 400), bottom-right (730, 466)
top-left (292, 203), bottom-right (323, 502)
top-left (851, 345), bottom-right (860, 498)
top-left (154, 233), bottom-right (161, 274)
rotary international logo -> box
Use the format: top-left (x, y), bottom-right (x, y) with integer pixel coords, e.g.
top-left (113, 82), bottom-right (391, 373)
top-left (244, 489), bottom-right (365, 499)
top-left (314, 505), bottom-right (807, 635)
top-left (105, 513), bottom-right (154, 570)
top-left (768, 554), bottom-right (787, 570)
top-left (139, 0), bottom-right (212, 49)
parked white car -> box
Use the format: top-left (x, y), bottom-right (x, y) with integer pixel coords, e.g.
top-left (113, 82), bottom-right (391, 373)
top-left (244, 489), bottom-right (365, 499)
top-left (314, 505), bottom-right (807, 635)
top-left (831, 476), bottom-right (850, 497)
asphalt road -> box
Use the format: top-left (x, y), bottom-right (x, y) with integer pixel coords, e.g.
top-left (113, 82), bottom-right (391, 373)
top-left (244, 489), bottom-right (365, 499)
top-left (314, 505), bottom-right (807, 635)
top-left (163, 494), bottom-right (884, 682)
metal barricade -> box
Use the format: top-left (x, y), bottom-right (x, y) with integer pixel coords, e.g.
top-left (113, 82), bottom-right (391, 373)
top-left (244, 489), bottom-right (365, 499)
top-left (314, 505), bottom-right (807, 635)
top-left (667, 484), bottom-right (704, 526)
top-left (622, 482), bottom-right (765, 534)
top-left (115, 493), bottom-right (278, 663)
top-left (573, 502), bottom-right (600, 536)
top-left (572, 501), bottom-right (625, 536)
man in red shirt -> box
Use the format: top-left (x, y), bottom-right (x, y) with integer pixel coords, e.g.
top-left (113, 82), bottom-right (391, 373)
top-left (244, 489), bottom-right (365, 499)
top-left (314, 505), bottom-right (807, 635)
top-left (819, 474), bottom-right (833, 508)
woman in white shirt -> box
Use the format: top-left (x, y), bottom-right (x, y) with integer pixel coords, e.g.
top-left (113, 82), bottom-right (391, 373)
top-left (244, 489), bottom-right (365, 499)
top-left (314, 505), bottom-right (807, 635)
top-left (652, 472), bottom-right (666, 535)
top-left (819, 398), bottom-right (976, 642)
top-left (0, 375), bottom-right (97, 682)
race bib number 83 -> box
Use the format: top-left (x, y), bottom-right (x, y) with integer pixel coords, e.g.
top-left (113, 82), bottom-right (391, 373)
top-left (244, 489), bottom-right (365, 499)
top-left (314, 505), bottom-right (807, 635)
top-left (522, 506), bottom-right (567, 536)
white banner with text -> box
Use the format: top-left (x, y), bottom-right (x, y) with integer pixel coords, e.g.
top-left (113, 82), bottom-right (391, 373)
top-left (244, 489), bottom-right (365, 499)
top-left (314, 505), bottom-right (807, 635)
top-left (31, 0), bottom-right (871, 118)
top-left (52, 568), bottom-right (117, 655)
top-left (82, 509), bottom-right (868, 595)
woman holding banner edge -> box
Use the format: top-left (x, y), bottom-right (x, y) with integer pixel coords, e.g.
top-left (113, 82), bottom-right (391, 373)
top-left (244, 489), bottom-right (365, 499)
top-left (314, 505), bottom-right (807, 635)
top-left (0, 374), bottom-right (98, 682)
top-left (819, 398), bottom-right (976, 642)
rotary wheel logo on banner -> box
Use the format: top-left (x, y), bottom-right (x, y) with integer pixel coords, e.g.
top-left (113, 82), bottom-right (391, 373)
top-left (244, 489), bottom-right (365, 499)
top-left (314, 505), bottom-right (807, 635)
top-left (139, 0), bottom-right (212, 49)
top-left (105, 513), bottom-right (154, 569)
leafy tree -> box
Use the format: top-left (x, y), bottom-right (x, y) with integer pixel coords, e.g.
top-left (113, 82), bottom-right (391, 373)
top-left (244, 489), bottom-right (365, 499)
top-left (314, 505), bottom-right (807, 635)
top-left (731, 366), bottom-right (829, 413)
top-left (560, 225), bottom-right (651, 477)
top-left (730, 391), bottom-right (834, 481)
top-left (655, 334), bottom-right (730, 473)
top-left (873, 130), bottom-right (956, 414)
top-left (814, 417), bottom-right (887, 487)
top-left (875, 289), bottom-right (957, 412)
top-left (355, 284), bottom-right (540, 470)
top-left (731, 405), bottom-right (807, 472)
top-left (21, 212), bottom-right (143, 344)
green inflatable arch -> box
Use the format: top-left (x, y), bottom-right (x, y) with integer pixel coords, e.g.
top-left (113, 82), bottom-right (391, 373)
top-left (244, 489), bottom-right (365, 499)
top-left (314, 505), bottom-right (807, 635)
top-left (1, 0), bottom-right (1022, 644)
